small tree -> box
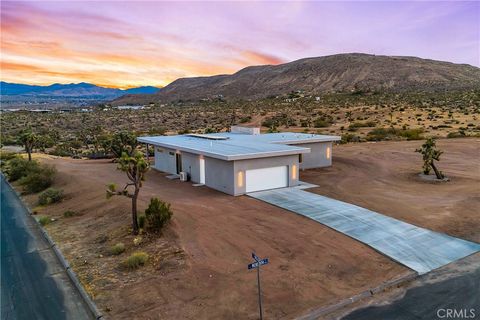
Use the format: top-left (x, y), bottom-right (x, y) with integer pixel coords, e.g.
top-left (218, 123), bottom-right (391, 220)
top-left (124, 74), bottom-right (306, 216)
top-left (416, 138), bottom-right (444, 179)
top-left (103, 131), bottom-right (137, 158)
top-left (19, 130), bottom-right (37, 161)
top-left (145, 197), bottom-right (173, 232)
top-left (106, 152), bottom-right (149, 234)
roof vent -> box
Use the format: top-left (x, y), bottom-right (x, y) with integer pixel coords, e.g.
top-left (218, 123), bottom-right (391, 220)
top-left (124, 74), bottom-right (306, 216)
top-left (186, 134), bottom-right (229, 140)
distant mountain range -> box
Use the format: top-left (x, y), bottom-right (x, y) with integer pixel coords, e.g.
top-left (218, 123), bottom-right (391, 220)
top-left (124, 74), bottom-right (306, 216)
top-left (114, 53), bottom-right (480, 105)
top-left (1, 82), bottom-right (160, 99)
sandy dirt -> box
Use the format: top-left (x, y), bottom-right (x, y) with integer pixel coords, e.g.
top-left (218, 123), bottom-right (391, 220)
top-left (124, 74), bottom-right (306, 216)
top-left (302, 138), bottom-right (480, 243)
top-left (21, 153), bottom-right (411, 319)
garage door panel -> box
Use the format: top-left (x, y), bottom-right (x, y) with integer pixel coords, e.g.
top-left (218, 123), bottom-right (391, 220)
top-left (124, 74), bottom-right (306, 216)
top-left (246, 166), bottom-right (288, 193)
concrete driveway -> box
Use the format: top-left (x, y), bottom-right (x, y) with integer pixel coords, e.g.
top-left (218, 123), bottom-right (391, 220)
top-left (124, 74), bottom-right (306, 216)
top-left (249, 188), bottom-right (480, 274)
top-left (1, 177), bottom-right (92, 320)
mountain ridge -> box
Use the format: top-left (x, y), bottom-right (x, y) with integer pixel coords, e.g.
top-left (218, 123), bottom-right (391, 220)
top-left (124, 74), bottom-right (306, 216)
top-left (113, 53), bottom-right (480, 105)
top-left (0, 81), bottom-right (160, 97)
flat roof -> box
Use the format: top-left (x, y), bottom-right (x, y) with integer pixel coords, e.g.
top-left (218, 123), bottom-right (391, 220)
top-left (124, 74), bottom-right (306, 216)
top-left (138, 132), bottom-right (340, 161)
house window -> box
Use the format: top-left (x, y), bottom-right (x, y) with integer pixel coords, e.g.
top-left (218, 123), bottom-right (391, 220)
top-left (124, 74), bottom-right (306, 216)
top-left (237, 171), bottom-right (244, 188)
top-left (298, 154), bottom-right (303, 163)
top-left (292, 164), bottom-right (297, 180)
top-left (157, 148), bottom-right (164, 153)
top-left (326, 147), bottom-right (331, 159)
top-left (169, 152), bottom-right (175, 156)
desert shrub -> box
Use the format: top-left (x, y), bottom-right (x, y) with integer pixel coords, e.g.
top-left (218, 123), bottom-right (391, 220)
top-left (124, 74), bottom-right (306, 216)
top-left (341, 133), bottom-right (361, 144)
top-left (138, 215), bottom-right (146, 229)
top-left (5, 157), bottom-right (40, 181)
top-left (145, 197), bottom-right (173, 232)
top-left (38, 216), bottom-right (51, 226)
top-left (396, 128), bottom-right (424, 140)
top-left (0, 151), bottom-right (17, 162)
top-left (111, 243), bottom-right (126, 255)
top-left (313, 119), bottom-right (331, 128)
top-left (48, 145), bottom-right (73, 157)
top-left (367, 128), bottom-right (394, 141)
top-left (63, 210), bottom-right (78, 217)
top-left (38, 188), bottom-right (64, 205)
top-left (367, 127), bottom-right (423, 141)
top-left (447, 131), bottom-right (466, 138)
top-left (18, 165), bottom-right (56, 194)
top-left (349, 121), bottom-right (376, 129)
top-left (239, 116), bottom-right (252, 123)
top-left (123, 251), bottom-right (149, 269)
top-left (261, 118), bottom-right (276, 128)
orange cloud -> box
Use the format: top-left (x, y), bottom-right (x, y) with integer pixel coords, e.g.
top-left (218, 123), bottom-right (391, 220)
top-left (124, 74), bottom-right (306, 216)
top-left (241, 50), bottom-right (286, 65)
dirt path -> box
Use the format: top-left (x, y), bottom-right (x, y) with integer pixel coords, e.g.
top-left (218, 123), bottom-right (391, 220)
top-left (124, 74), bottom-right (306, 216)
top-left (27, 154), bottom-right (407, 319)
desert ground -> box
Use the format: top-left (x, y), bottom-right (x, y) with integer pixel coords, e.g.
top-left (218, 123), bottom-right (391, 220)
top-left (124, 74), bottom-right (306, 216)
top-left (17, 138), bottom-right (478, 319)
top-left (303, 138), bottom-right (480, 243)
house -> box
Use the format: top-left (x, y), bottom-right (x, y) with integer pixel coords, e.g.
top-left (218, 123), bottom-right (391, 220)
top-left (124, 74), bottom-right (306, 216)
top-left (138, 126), bottom-right (340, 196)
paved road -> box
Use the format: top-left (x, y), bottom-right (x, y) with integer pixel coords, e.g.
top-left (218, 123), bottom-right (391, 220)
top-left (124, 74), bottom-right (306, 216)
top-left (341, 255), bottom-right (480, 320)
top-left (1, 176), bottom-right (92, 320)
top-left (249, 188), bottom-right (480, 274)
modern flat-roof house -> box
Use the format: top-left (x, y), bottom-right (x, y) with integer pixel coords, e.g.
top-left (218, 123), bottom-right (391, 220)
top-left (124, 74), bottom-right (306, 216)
top-left (138, 126), bottom-right (340, 196)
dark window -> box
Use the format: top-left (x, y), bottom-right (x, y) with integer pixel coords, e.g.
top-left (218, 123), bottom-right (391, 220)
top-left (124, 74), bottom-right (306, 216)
top-left (299, 154), bottom-right (303, 163)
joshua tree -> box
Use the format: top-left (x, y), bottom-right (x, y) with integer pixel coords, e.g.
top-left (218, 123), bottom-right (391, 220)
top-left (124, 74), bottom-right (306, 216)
top-left (103, 131), bottom-right (137, 158)
top-left (19, 130), bottom-right (37, 161)
top-left (106, 152), bottom-right (149, 234)
top-left (416, 138), bottom-right (444, 179)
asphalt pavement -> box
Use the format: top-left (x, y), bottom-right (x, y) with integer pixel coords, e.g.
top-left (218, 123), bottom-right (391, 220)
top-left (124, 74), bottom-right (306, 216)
top-left (1, 176), bottom-right (92, 320)
top-left (341, 254), bottom-right (480, 320)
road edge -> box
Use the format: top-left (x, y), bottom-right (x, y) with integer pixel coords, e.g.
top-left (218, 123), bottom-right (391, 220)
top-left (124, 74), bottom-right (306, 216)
top-left (7, 179), bottom-right (104, 320)
top-left (295, 271), bottom-right (417, 320)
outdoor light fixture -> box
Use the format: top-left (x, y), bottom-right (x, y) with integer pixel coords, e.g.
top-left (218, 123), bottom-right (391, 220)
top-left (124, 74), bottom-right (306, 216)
top-left (237, 171), bottom-right (244, 187)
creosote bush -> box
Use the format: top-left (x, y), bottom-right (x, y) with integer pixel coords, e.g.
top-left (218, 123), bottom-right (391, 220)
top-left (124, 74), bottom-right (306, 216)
top-left (145, 197), bottom-right (173, 233)
top-left (19, 165), bottom-right (56, 194)
top-left (111, 243), bottom-right (126, 255)
top-left (5, 157), bottom-right (40, 182)
top-left (38, 216), bottom-right (51, 226)
top-left (63, 210), bottom-right (78, 217)
top-left (38, 188), bottom-right (64, 205)
top-left (123, 251), bottom-right (149, 269)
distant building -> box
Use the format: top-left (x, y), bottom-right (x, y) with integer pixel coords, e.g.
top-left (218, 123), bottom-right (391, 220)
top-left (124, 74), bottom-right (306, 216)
top-left (114, 105), bottom-right (145, 110)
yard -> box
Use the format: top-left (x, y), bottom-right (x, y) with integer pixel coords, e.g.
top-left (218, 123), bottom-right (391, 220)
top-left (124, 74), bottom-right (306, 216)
top-left (18, 138), bottom-right (478, 319)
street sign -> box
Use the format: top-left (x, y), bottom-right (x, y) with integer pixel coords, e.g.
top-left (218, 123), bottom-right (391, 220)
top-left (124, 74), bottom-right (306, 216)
top-left (248, 258), bottom-right (269, 270)
top-left (248, 253), bottom-right (269, 320)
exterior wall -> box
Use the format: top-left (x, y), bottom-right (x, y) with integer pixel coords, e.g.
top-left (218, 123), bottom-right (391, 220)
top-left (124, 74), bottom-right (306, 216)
top-left (204, 157), bottom-right (235, 195)
top-left (293, 142), bottom-right (333, 169)
top-left (233, 155), bottom-right (299, 196)
top-left (153, 146), bottom-right (176, 174)
top-left (180, 151), bottom-right (201, 183)
top-left (153, 147), bottom-right (202, 183)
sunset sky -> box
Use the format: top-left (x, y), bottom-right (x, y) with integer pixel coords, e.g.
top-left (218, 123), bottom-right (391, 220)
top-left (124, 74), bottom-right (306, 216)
top-left (1, 1), bottom-right (479, 89)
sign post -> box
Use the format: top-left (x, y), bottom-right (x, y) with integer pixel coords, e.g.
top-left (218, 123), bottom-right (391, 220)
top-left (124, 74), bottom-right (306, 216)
top-left (248, 252), bottom-right (269, 320)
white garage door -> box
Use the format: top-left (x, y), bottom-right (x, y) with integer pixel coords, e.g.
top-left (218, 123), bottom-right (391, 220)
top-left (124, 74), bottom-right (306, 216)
top-left (246, 166), bottom-right (288, 193)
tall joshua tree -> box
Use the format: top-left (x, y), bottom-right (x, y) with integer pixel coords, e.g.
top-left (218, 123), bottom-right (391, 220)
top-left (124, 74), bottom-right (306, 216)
top-left (19, 130), bottom-right (37, 161)
top-left (416, 137), bottom-right (444, 179)
top-left (106, 152), bottom-right (149, 234)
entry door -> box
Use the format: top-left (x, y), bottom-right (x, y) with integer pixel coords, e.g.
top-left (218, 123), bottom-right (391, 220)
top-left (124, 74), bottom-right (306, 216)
top-left (245, 166), bottom-right (288, 193)
top-left (199, 158), bottom-right (205, 184)
top-left (176, 153), bottom-right (182, 174)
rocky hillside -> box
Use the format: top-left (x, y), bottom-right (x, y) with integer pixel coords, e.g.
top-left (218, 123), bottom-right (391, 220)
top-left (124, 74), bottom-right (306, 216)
top-left (113, 53), bottom-right (480, 104)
